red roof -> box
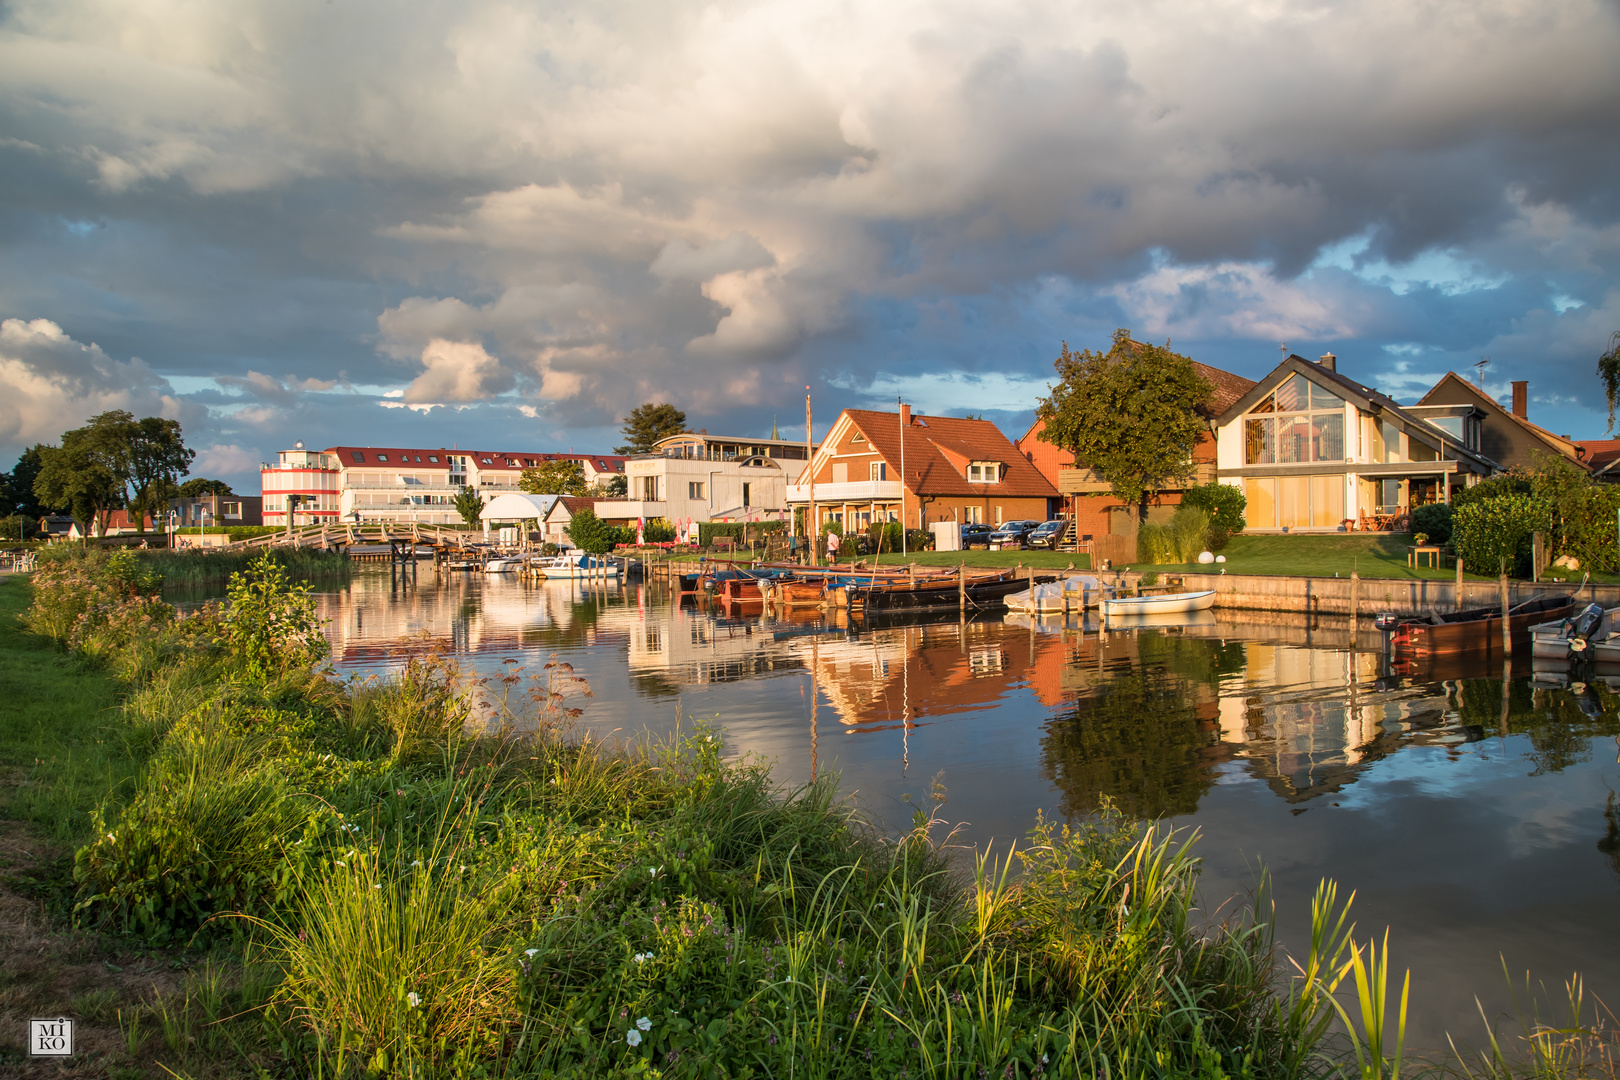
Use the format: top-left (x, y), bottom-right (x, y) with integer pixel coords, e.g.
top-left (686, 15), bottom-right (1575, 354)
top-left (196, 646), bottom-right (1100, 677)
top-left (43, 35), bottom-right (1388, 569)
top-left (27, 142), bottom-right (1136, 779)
top-left (841, 409), bottom-right (1058, 499)
top-left (321, 448), bottom-right (626, 472)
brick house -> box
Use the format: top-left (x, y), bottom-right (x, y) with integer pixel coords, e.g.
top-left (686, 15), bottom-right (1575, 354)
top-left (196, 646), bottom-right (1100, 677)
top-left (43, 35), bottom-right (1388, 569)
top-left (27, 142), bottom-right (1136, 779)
top-left (786, 406), bottom-right (1058, 533)
top-left (1015, 356), bottom-right (1255, 540)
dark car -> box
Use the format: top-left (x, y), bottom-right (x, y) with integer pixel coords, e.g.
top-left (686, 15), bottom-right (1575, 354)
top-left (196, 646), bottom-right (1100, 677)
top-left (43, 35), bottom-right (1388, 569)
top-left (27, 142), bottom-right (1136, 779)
top-left (988, 520), bottom-right (1041, 548)
top-left (959, 523), bottom-right (994, 548)
top-left (1024, 519), bottom-right (1070, 550)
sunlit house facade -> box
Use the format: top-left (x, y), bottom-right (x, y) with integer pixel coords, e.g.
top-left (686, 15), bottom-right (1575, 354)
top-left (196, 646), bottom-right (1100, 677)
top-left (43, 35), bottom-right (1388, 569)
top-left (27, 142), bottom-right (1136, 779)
top-left (1214, 354), bottom-right (1495, 532)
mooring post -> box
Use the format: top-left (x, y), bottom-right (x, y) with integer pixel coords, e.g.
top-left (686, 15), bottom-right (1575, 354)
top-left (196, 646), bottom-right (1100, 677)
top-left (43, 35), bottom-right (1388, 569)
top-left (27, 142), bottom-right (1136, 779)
top-left (1350, 571), bottom-right (1359, 632)
top-left (1456, 555), bottom-right (1464, 613)
top-left (1500, 570), bottom-right (1511, 655)
top-left (958, 562), bottom-right (966, 617)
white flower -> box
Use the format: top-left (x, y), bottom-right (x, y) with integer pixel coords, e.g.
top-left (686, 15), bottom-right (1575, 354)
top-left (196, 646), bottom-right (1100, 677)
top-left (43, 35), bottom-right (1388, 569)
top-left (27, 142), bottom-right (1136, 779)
top-left (406, 992), bottom-right (421, 1008)
top-left (335, 861), bottom-right (346, 867)
top-left (106, 833), bottom-right (115, 842)
top-left (626, 1029), bottom-right (642, 1047)
top-left (636, 1017), bottom-right (652, 1032)
top-left (525, 948), bottom-right (538, 958)
top-left (373, 884), bottom-right (382, 890)
top-left (411, 860), bottom-right (422, 867)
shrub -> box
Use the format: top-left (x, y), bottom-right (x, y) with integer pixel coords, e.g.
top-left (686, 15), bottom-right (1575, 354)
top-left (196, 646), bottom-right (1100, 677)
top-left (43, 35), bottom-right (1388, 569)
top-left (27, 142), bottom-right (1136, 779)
top-left (1451, 472), bottom-right (1532, 508)
top-left (1179, 483), bottom-right (1246, 550)
top-left (220, 552), bottom-right (329, 680)
top-left (643, 517), bottom-right (677, 544)
top-left (1168, 507), bottom-right (1210, 562)
top-left (1136, 523), bottom-right (1174, 564)
top-left (1408, 503), bottom-right (1454, 547)
top-left (565, 508), bottom-right (613, 554)
top-left (1452, 493), bottom-right (1548, 576)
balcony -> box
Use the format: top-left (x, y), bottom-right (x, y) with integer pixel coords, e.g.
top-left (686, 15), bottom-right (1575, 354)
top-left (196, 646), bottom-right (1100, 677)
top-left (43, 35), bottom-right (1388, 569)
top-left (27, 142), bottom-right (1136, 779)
top-left (787, 480), bottom-right (904, 503)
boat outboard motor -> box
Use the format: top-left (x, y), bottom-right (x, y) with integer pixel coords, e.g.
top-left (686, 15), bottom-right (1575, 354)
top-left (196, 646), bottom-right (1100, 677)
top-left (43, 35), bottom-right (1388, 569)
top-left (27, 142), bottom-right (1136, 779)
top-left (1566, 603), bottom-right (1606, 655)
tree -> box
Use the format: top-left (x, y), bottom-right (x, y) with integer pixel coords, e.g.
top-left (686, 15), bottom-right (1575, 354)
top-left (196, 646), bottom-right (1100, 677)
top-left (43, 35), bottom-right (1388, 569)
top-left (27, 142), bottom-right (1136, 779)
top-left (520, 459), bottom-right (588, 496)
top-left (178, 477), bottom-right (234, 498)
top-left (602, 473), bottom-right (628, 497)
top-left (34, 429), bottom-right (125, 539)
top-left (1035, 330), bottom-right (1213, 523)
top-left (614, 402), bottom-right (687, 455)
top-left (120, 415), bottom-right (194, 533)
top-left (1, 446), bottom-right (46, 519)
top-left (453, 486), bottom-right (484, 528)
top-left (1600, 331), bottom-right (1620, 433)
top-left (565, 506), bottom-right (614, 553)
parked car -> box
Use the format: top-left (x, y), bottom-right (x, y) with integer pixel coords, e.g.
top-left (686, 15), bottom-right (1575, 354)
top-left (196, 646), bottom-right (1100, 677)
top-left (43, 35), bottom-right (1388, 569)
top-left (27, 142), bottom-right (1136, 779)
top-left (960, 523), bottom-right (994, 548)
top-left (1024, 519), bottom-right (1070, 550)
top-left (988, 520), bottom-right (1041, 548)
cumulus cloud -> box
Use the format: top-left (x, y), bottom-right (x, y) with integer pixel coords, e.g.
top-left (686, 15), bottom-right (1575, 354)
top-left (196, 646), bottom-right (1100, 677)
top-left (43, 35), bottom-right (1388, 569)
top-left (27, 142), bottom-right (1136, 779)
top-left (403, 339), bottom-right (517, 403)
top-left (0, 317), bottom-right (182, 444)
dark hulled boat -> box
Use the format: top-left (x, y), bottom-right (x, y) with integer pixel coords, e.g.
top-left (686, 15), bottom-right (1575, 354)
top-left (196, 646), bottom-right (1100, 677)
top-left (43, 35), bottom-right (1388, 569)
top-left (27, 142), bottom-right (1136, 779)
top-left (846, 570), bottom-right (1052, 614)
top-left (1391, 593), bottom-right (1575, 656)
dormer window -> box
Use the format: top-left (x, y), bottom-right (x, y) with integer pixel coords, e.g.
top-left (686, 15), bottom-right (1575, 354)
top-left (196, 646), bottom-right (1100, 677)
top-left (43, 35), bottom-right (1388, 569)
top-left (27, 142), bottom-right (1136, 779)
top-left (968, 461), bottom-right (1002, 483)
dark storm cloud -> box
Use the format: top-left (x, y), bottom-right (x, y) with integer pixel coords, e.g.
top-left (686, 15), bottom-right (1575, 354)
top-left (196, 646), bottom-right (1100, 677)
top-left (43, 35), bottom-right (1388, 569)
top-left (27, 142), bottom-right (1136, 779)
top-left (2, 0), bottom-right (1619, 486)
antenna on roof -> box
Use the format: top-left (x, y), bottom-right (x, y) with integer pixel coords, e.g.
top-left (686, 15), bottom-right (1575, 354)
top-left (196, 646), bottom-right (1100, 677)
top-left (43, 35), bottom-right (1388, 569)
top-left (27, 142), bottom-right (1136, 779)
top-left (1278, 341), bottom-right (1289, 360)
top-left (1474, 356), bottom-right (1490, 387)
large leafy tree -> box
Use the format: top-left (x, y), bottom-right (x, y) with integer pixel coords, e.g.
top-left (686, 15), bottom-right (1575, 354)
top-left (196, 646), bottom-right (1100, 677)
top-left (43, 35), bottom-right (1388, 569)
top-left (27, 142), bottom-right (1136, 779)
top-left (34, 422), bottom-right (127, 538)
top-left (614, 402), bottom-right (687, 455)
top-left (125, 415), bottom-right (195, 532)
top-left (178, 477), bottom-right (234, 497)
top-left (520, 459), bottom-right (588, 496)
top-left (1035, 330), bottom-right (1213, 522)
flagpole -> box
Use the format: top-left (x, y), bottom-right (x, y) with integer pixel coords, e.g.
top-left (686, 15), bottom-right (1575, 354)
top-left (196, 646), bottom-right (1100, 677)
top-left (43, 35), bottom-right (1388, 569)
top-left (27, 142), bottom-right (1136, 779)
top-left (806, 386), bottom-right (817, 568)
top-left (898, 395), bottom-right (907, 556)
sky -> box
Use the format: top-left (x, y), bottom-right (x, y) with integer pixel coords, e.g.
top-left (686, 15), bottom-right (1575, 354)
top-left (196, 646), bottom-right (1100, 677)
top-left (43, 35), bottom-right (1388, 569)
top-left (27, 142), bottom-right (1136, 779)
top-left (3, 0), bottom-right (1619, 491)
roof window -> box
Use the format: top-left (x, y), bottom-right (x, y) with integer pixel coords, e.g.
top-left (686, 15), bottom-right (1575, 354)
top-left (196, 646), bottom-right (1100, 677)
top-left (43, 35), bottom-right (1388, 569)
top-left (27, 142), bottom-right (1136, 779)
top-left (352, 451), bottom-right (365, 463)
top-left (428, 455), bottom-right (439, 463)
top-left (377, 454), bottom-right (388, 462)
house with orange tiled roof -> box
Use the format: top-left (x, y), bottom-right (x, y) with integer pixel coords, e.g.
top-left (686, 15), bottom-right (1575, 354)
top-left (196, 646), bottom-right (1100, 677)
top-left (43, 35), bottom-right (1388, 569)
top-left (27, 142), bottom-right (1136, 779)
top-left (1014, 352), bottom-right (1256, 541)
top-left (786, 406), bottom-right (1058, 533)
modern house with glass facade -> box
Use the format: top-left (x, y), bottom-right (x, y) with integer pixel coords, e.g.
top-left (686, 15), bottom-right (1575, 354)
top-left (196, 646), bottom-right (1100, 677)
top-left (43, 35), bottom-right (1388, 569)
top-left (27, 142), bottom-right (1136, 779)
top-left (1214, 354), bottom-right (1496, 532)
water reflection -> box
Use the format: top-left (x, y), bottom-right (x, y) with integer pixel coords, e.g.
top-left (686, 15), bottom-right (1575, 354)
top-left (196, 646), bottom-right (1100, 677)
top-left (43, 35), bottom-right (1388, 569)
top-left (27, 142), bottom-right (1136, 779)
top-left (298, 569), bottom-right (1620, 1050)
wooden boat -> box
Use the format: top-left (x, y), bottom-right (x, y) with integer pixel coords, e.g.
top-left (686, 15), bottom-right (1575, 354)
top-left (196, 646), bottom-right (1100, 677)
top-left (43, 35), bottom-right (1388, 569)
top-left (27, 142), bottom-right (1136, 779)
top-left (1391, 593), bottom-right (1575, 656)
top-left (1100, 590), bottom-right (1216, 617)
top-left (714, 574), bottom-right (763, 601)
top-left (772, 580), bottom-right (827, 608)
top-left (848, 570), bottom-right (1038, 614)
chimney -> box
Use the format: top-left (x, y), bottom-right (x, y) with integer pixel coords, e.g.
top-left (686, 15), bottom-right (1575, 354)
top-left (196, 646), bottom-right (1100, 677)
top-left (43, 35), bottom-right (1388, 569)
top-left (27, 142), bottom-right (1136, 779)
top-left (900, 403), bottom-right (912, 427)
top-left (1318, 352), bottom-right (1336, 373)
top-left (1511, 381), bottom-right (1527, 418)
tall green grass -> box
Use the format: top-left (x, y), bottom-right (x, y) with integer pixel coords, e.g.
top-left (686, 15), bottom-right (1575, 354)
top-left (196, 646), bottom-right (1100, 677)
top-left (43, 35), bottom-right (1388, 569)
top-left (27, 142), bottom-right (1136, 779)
top-left (8, 555), bottom-right (1613, 1079)
top-left (37, 541), bottom-right (351, 589)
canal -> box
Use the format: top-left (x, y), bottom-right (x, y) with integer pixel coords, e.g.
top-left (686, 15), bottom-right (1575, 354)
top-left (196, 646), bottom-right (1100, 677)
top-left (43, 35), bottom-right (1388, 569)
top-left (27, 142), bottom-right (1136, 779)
top-left (305, 567), bottom-right (1620, 1053)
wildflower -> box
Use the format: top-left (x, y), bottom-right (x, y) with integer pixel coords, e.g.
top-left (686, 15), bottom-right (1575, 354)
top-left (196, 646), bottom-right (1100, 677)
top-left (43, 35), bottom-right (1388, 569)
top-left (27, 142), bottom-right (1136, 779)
top-left (525, 948), bottom-right (539, 958)
top-left (106, 833), bottom-right (115, 842)
top-left (373, 883), bottom-right (382, 890)
top-left (768, 1034), bottom-right (779, 1046)
top-left (335, 861), bottom-right (346, 867)
top-left (636, 1017), bottom-right (652, 1032)
top-left (626, 1030), bottom-right (642, 1047)
top-left (406, 992), bottom-right (421, 1008)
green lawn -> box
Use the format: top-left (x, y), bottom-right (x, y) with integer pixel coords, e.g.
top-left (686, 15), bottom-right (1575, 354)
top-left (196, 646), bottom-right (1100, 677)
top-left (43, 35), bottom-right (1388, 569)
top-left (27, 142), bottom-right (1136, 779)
top-left (1126, 532), bottom-right (1617, 583)
top-left (0, 576), bottom-right (132, 845)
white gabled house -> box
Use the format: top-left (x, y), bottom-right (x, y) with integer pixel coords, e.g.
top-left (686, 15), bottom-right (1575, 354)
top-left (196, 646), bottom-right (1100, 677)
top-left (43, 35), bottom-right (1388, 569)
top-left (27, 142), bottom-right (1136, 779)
top-left (1214, 353), bottom-right (1496, 532)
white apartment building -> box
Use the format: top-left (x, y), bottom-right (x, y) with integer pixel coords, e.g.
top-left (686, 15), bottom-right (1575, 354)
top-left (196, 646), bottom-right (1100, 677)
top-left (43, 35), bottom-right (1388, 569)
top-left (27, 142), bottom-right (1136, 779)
top-left (619, 432), bottom-right (817, 528)
top-left (261, 445), bottom-right (626, 527)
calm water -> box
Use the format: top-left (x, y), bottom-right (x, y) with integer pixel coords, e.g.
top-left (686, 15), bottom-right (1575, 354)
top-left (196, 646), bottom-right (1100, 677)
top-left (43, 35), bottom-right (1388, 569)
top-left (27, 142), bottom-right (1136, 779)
top-left (306, 568), bottom-right (1620, 1051)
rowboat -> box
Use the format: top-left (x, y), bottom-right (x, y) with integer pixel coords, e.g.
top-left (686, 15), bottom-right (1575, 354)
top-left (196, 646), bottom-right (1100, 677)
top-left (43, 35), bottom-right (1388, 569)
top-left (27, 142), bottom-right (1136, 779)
top-left (771, 580), bottom-right (827, 608)
top-left (1391, 593), bottom-right (1574, 656)
top-left (847, 570), bottom-right (1038, 615)
top-left (1100, 590), bottom-right (1216, 617)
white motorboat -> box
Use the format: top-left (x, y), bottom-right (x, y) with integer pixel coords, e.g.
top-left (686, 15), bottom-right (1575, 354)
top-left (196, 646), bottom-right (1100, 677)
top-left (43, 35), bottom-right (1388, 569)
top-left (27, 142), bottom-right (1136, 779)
top-left (483, 555), bottom-right (526, 573)
top-left (527, 554), bottom-right (622, 579)
top-left (1005, 574), bottom-right (1109, 613)
top-left (1101, 589), bottom-right (1216, 617)
top-left (1530, 603), bottom-right (1617, 660)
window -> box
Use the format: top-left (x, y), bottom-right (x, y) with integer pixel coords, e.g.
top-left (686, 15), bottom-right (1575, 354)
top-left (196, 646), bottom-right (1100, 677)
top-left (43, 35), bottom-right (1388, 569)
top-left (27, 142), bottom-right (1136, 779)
top-left (870, 462), bottom-right (887, 481)
top-left (413, 456), bottom-right (422, 462)
top-left (964, 506), bottom-right (983, 524)
top-left (851, 431), bottom-right (866, 443)
top-left (481, 457), bottom-right (492, 464)
top-left (832, 462), bottom-right (848, 483)
top-left (1242, 374), bottom-right (1346, 465)
top-left (995, 506), bottom-right (1003, 524)
top-left (689, 481), bottom-right (705, 499)
top-left (968, 461), bottom-right (1001, 482)
top-left (352, 451), bottom-right (365, 463)
top-left (428, 455), bottom-right (439, 462)
top-left (742, 482), bottom-right (752, 508)
top-left (1244, 476), bottom-right (1345, 529)
top-left (377, 453), bottom-right (388, 462)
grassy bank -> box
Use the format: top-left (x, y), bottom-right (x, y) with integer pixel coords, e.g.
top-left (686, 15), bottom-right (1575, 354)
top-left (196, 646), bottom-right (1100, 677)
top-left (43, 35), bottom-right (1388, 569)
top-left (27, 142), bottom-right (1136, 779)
top-left (34, 543), bottom-right (353, 590)
top-left (4, 551), bottom-right (1609, 1079)
top-left (3, 548), bottom-right (1362, 1079)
